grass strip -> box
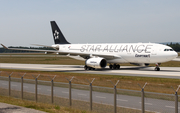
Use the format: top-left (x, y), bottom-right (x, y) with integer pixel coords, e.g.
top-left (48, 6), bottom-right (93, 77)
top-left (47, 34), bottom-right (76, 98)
top-left (0, 95), bottom-right (90, 113)
top-left (0, 54), bottom-right (180, 66)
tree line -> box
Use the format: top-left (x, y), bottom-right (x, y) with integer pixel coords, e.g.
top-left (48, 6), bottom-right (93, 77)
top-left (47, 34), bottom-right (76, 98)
top-left (167, 43), bottom-right (180, 52)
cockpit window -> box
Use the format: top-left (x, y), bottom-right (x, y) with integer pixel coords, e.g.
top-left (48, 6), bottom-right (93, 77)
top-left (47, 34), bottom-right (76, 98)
top-left (164, 49), bottom-right (174, 51)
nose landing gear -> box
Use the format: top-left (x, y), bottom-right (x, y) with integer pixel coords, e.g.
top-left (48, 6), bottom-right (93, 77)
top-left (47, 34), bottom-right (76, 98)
top-left (154, 63), bottom-right (161, 71)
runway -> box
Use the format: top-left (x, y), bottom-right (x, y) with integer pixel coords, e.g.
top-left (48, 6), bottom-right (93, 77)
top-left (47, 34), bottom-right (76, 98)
top-left (0, 79), bottom-right (177, 113)
top-left (1, 63), bottom-right (180, 79)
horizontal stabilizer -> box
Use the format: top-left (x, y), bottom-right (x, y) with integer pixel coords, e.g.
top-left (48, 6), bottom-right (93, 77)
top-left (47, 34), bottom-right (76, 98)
top-left (1, 44), bottom-right (8, 49)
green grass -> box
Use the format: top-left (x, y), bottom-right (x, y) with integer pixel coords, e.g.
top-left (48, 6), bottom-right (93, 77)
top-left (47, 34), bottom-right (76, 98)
top-left (0, 56), bottom-right (84, 65)
top-left (0, 95), bottom-right (92, 113)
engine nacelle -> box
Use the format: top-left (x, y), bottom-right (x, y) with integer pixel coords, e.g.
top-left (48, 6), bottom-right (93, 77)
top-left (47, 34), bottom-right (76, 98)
top-left (144, 63), bottom-right (150, 66)
top-left (86, 57), bottom-right (107, 69)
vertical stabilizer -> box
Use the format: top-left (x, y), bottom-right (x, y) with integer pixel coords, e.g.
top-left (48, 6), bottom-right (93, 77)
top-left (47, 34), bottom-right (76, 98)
top-left (50, 21), bottom-right (70, 44)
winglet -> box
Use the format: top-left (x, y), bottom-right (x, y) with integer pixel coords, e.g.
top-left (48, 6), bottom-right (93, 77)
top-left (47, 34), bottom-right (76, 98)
top-left (1, 44), bottom-right (9, 49)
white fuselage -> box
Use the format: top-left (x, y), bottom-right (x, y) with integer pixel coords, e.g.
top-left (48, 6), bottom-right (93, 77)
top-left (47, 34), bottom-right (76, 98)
top-left (56, 43), bottom-right (178, 64)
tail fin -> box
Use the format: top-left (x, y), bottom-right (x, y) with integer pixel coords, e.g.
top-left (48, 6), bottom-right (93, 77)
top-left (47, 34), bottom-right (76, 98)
top-left (50, 21), bottom-right (70, 44)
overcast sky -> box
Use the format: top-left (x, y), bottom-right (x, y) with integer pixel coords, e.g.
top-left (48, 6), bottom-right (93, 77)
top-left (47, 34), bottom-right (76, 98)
top-left (0, 0), bottom-right (180, 46)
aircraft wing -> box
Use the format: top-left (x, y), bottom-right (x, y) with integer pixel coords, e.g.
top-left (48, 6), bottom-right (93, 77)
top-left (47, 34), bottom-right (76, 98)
top-left (1, 44), bottom-right (58, 53)
top-left (31, 44), bottom-right (55, 48)
top-left (66, 52), bottom-right (121, 60)
top-left (90, 53), bottom-right (121, 59)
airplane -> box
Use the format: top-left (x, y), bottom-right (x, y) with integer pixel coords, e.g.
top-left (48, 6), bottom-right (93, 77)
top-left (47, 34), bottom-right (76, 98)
top-left (1, 21), bottom-right (178, 71)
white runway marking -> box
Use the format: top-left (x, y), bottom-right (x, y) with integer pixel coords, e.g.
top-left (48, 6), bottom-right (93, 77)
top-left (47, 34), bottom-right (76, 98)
top-left (96, 96), bottom-right (106, 99)
top-left (62, 91), bottom-right (69, 94)
top-left (78, 93), bottom-right (87, 96)
top-left (165, 106), bottom-right (180, 109)
top-left (34, 88), bottom-right (41, 90)
top-left (139, 102), bottom-right (152, 105)
top-left (165, 106), bottom-right (174, 108)
top-left (117, 99), bottom-right (128, 102)
top-left (2, 83), bottom-right (7, 85)
top-left (23, 86), bottom-right (28, 88)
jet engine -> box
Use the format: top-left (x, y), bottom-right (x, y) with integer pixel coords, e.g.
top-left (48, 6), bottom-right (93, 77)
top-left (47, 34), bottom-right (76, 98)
top-left (85, 57), bottom-right (107, 69)
top-left (144, 63), bottom-right (150, 66)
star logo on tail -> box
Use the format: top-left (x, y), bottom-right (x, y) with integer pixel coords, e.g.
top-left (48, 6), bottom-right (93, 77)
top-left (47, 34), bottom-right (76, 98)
top-left (54, 30), bottom-right (59, 40)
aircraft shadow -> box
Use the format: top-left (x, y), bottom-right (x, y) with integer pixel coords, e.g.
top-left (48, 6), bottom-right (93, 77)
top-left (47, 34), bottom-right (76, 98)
top-left (49, 66), bottom-right (180, 73)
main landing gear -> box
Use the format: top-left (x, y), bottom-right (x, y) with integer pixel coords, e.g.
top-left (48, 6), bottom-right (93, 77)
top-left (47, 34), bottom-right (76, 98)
top-left (154, 63), bottom-right (161, 71)
top-left (84, 65), bottom-right (95, 70)
top-left (109, 64), bottom-right (120, 69)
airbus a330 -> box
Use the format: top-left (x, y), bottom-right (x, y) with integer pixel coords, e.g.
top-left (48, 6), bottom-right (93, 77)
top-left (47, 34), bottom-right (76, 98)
top-left (1, 21), bottom-right (178, 71)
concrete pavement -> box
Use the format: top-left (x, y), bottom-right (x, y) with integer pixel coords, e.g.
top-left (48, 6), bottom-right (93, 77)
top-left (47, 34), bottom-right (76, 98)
top-left (0, 102), bottom-right (46, 113)
top-left (1, 63), bottom-right (180, 79)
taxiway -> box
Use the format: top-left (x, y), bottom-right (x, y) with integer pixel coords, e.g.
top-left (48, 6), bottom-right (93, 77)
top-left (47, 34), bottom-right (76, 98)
top-left (0, 79), bottom-right (177, 113)
top-left (0, 63), bottom-right (180, 79)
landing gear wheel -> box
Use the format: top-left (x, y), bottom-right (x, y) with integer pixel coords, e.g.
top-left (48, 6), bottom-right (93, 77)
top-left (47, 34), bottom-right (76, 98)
top-left (109, 64), bottom-right (113, 69)
top-left (109, 64), bottom-right (120, 69)
top-left (154, 63), bottom-right (161, 71)
top-left (155, 67), bottom-right (160, 71)
top-left (117, 64), bottom-right (120, 69)
top-left (113, 64), bottom-right (117, 69)
top-left (84, 65), bottom-right (88, 70)
top-left (157, 68), bottom-right (160, 71)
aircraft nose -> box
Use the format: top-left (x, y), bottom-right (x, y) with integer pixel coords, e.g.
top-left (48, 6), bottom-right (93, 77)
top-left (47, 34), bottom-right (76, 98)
top-left (175, 51), bottom-right (178, 57)
top-left (172, 51), bottom-right (178, 58)
top-left (166, 51), bottom-right (178, 60)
